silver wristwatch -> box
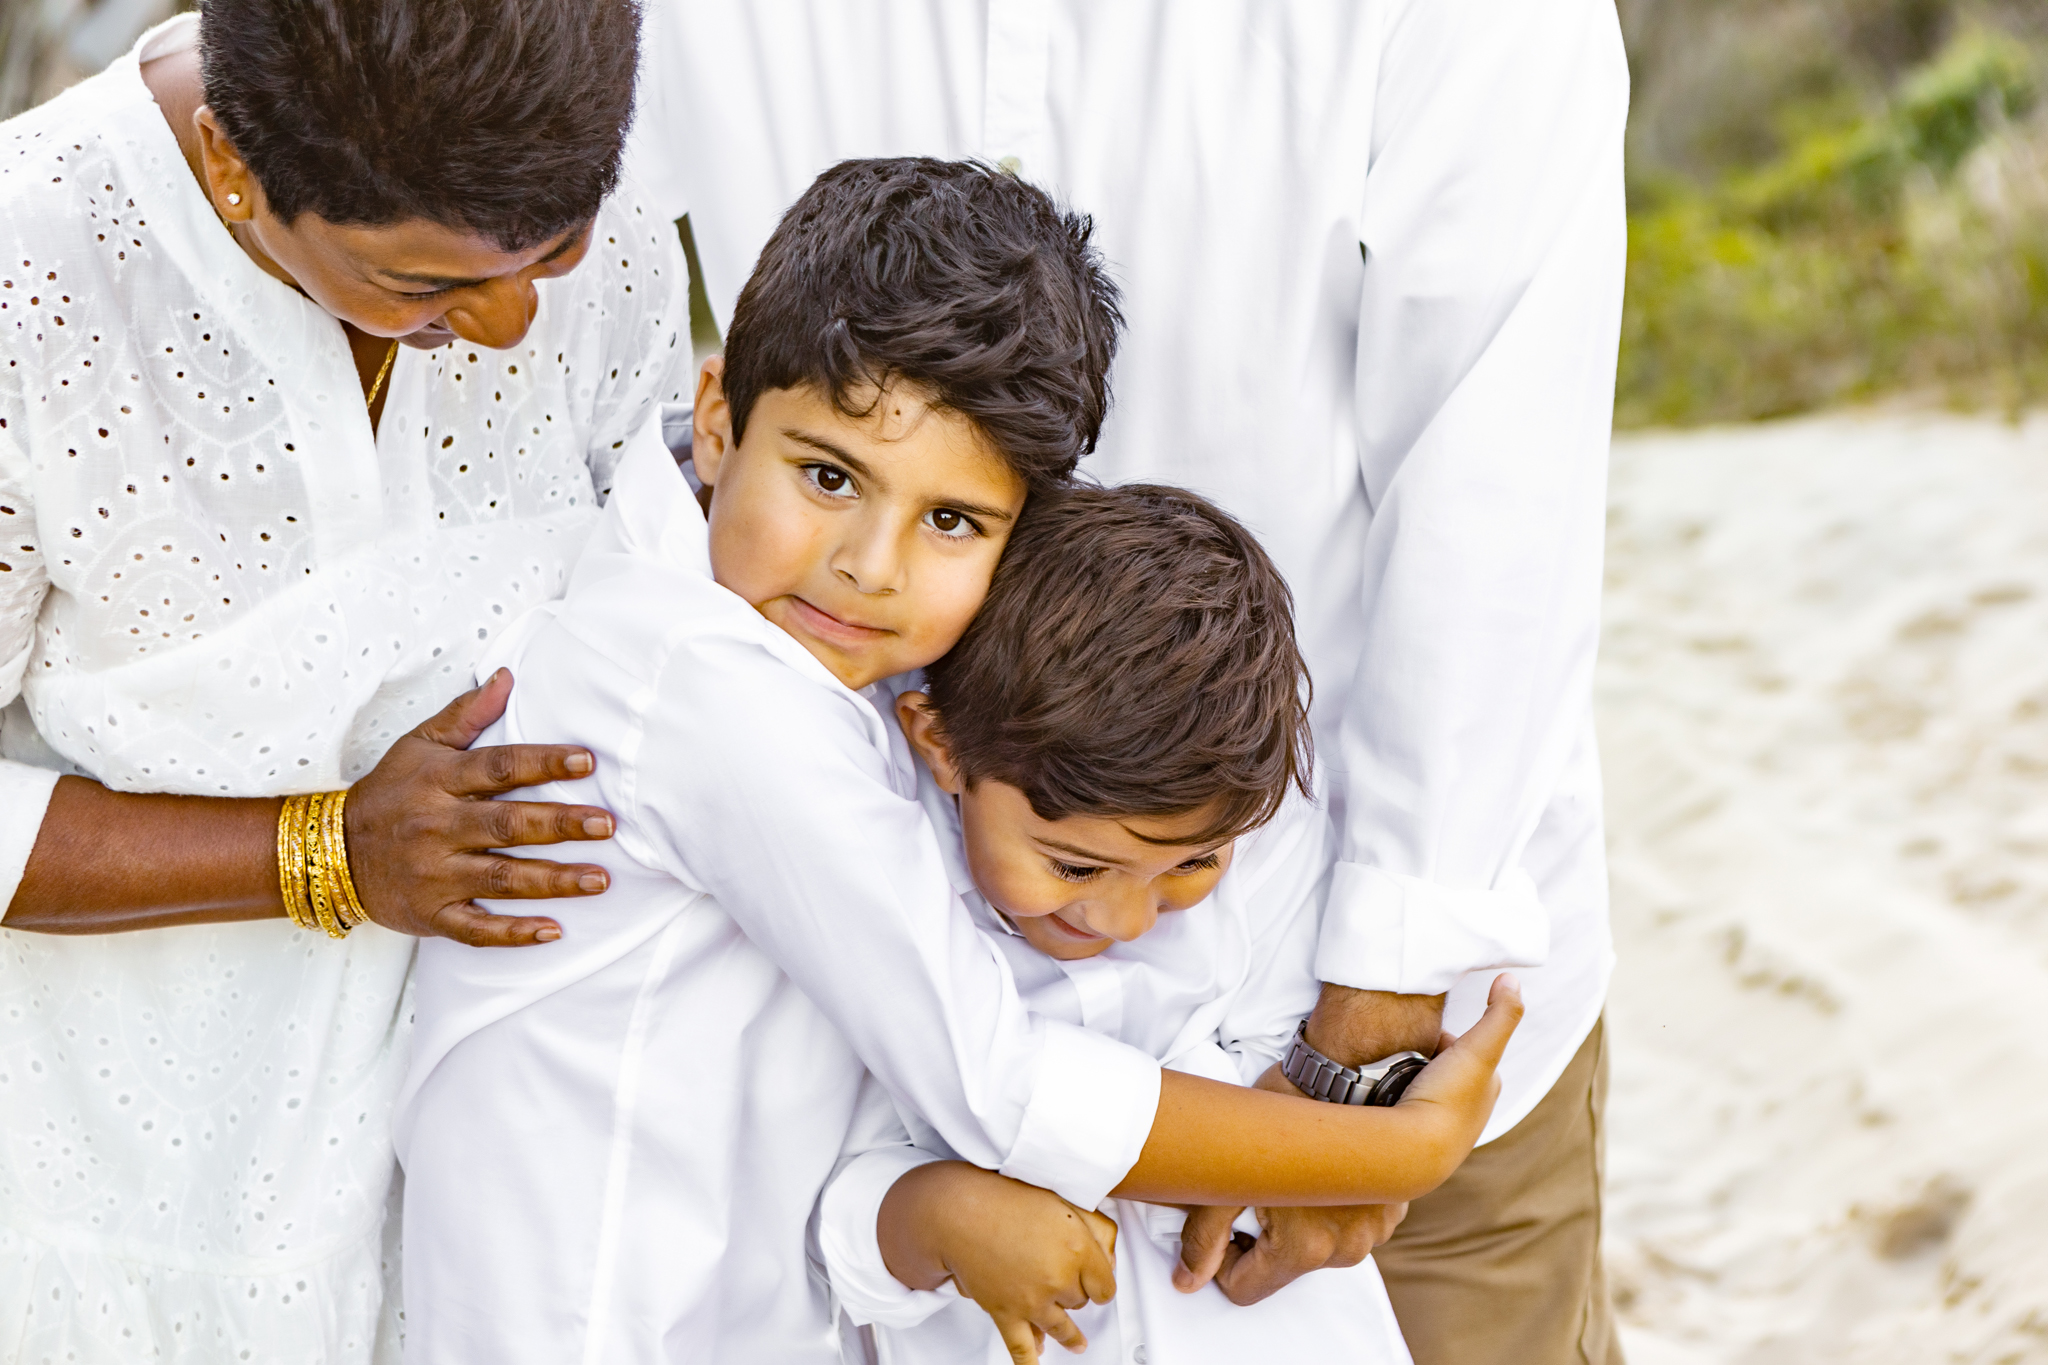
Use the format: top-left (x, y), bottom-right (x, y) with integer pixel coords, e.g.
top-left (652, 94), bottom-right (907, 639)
top-left (1280, 1021), bottom-right (1428, 1107)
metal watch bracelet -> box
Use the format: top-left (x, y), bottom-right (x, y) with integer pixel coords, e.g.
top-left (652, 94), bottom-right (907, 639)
top-left (1279, 1020), bottom-right (1428, 1107)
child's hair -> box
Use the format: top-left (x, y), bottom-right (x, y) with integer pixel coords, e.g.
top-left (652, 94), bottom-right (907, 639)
top-left (720, 158), bottom-right (1122, 491)
top-left (923, 484), bottom-right (1313, 846)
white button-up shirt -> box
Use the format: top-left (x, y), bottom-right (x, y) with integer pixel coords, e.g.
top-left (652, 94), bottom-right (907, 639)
top-left (0, 16), bottom-right (688, 1360)
top-left (816, 763), bottom-right (1412, 1365)
top-left (627, 0), bottom-right (1629, 1137)
top-left (396, 434), bottom-right (1161, 1365)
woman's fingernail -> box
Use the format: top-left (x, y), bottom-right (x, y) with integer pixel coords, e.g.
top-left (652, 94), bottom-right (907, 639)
top-left (565, 753), bottom-right (594, 776)
top-left (583, 816), bottom-right (613, 838)
top-left (578, 872), bottom-right (607, 893)
top-left (534, 926), bottom-right (562, 943)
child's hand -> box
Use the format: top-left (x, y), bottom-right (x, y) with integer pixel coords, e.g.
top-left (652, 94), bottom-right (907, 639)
top-left (1394, 972), bottom-right (1523, 1158)
top-left (877, 1161), bottom-right (1118, 1364)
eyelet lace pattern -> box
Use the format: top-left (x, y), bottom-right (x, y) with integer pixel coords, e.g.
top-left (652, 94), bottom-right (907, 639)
top-left (0, 24), bottom-right (689, 1361)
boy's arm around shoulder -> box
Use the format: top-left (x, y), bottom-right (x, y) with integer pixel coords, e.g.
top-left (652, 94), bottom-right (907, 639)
top-left (626, 635), bottom-right (1160, 1210)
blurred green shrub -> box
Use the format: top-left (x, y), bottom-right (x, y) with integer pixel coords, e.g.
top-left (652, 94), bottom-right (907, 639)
top-left (1617, 27), bottom-right (2048, 426)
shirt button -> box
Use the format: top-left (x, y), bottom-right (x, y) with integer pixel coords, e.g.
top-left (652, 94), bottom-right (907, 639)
top-left (997, 155), bottom-right (1024, 176)
top-left (1133, 1349), bottom-right (1148, 1364)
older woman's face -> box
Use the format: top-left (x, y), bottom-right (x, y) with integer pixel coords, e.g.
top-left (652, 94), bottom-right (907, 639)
top-left (243, 210), bottom-right (595, 352)
top-left (195, 104), bottom-right (592, 351)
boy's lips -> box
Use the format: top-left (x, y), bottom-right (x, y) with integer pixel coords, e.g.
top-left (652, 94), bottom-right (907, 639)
top-left (785, 595), bottom-right (891, 648)
top-left (1044, 913), bottom-right (1104, 941)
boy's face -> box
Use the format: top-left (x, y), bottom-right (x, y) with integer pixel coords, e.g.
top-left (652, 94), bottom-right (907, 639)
top-left (898, 694), bottom-right (1236, 961)
top-left (693, 360), bottom-right (1027, 690)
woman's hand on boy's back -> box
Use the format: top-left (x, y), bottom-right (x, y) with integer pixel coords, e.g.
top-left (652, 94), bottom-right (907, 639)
top-left (877, 1161), bottom-right (1118, 1364)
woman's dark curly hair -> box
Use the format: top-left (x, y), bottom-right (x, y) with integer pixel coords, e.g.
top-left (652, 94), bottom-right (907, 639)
top-left (923, 482), bottom-right (1314, 846)
top-left (720, 157), bottom-right (1123, 490)
top-left (199, 0), bottom-right (639, 252)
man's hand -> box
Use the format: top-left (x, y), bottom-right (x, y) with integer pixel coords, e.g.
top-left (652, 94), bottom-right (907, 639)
top-left (1304, 984), bottom-right (1446, 1067)
top-left (1172, 1065), bottom-right (1410, 1304)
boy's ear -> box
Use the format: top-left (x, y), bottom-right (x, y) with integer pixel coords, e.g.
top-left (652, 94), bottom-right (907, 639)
top-left (896, 692), bottom-right (965, 795)
top-left (692, 355), bottom-right (735, 487)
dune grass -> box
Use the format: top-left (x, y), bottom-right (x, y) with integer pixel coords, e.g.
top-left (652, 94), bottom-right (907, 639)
top-left (1618, 28), bottom-right (2048, 427)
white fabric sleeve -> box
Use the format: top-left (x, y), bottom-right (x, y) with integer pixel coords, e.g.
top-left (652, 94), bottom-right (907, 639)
top-left (632, 641), bottom-right (1161, 1211)
top-left (1214, 795), bottom-right (1332, 1082)
top-left (812, 1071), bottom-right (958, 1330)
top-left (0, 761), bottom-right (59, 921)
top-left (1320, 0), bottom-right (1629, 996)
top-left (579, 177), bottom-right (695, 501)
top-left (817, 1147), bottom-right (959, 1329)
top-left (0, 341), bottom-right (59, 921)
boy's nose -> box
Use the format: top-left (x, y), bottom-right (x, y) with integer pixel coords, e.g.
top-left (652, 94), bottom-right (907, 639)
top-left (830, 526), bottom-right (905, 595)
top-left (1084, 887), bottom-right (1160, 943)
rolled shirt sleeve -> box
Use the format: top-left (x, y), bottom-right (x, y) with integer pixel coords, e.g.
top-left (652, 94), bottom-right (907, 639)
top-left (1317, 0), bottom-right (1629, 997)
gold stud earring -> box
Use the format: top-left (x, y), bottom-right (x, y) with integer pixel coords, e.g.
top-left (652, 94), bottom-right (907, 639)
top-left (226, 192), bottom-right (242, 206)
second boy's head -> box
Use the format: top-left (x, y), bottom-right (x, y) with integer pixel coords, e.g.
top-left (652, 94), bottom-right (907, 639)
top-left (898, 485), bottom-right (1315, 961)
top-left (691, 158), bottom-right (1121, 689)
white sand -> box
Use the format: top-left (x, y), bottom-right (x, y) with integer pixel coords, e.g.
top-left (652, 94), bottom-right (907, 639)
top-left (1600, 411), bottom-right (2048, 1364)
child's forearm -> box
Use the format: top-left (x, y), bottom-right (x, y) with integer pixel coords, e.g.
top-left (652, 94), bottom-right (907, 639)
top-left (875, 1161), bottom-right (968, 1291)
top-left (1112, 974), bottom-right (1521, 1206)
top-left (1111, 1071), bottom-right (1459, 1206)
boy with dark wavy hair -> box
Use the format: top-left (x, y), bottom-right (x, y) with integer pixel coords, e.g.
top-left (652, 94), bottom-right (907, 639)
top-left (817, 483), bottom-right (1418, 1364)
top-left (397, 160), bottom-right (1517, 1365)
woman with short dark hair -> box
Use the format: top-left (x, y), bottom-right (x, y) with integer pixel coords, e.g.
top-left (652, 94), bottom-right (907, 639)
top-left (0, 0), bottom-right (682, 1354)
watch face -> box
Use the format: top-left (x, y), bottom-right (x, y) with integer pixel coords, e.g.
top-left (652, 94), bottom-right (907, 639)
top-left (1366, 1056), bottom-right (1428, 1107)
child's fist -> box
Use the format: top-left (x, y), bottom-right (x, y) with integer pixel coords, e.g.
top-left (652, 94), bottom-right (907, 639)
top-left (878, 1161), bottom-right (1117, 1364)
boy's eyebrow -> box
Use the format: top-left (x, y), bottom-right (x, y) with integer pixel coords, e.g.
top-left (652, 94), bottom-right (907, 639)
top-left (782, 428), bottom-right (1016, 522)
top-left (1035, 835), bottom-right (1134, 867)
top-left (1039, 832), bottom-right (1232, 865)
top-left (781, 428), bottom-right (879, 482)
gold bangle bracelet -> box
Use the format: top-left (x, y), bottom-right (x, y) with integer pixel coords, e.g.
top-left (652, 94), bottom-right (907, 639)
top-left (324, 787), bottom-right (371, 931)
top-left (303, 791), bottom-right (348, 939)
top-left (277, 789), bottom-right (363, 939)
top-left (277, 793), bottom-right (318, 932)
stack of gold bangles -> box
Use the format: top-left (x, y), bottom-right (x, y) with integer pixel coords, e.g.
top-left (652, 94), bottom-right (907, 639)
top-left (278, 790), bottom-right (371, 938)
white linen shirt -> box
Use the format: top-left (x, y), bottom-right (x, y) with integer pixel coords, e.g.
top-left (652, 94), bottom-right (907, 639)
top-left (817, 762), bottom-right (1413, 1365)
top-left (395, 433), bottom-right (1160, 1365)
top-left (0, 16), bottom-right (689, 1360)
top-left (627, 0), bottom-right (1629, 1137)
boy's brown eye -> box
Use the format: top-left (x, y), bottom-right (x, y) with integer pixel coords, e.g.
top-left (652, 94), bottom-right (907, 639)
top-left (807, 464), bottom-right (852, 495)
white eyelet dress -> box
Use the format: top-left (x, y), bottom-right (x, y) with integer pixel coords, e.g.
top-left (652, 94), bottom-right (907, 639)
top-left (0, 17), bottom-right (689, 1362)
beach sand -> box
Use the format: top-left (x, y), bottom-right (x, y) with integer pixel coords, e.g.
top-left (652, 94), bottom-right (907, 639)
top-left (1600, 411), bottom-right (2048, 1364)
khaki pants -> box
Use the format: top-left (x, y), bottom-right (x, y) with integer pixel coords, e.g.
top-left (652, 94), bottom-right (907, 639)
top-left (1374, 1018), bottom-right (1624, 1365)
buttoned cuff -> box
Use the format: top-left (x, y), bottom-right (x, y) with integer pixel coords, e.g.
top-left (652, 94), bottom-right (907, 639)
top-left (0, 760), bottom-right (61, 921)
top-left (999, 1021), bottom-right (1161, 1210)
top-left (817, 1146), bottom-right (960, 1329)
top-left (1315, 862), bottom-right (1551, 996)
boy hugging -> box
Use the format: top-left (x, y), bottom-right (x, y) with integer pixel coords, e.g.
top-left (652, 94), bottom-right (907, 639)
top-left (397, 158), bottom-right (1520, 1365)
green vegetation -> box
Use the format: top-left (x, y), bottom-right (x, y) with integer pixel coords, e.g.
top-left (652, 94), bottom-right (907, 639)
top-left (1618, 16), bottom-right (2048, 426)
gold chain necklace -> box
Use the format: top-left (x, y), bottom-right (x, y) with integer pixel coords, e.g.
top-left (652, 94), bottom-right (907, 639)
top-left (364, 339), bottom-right (399, 409)
top-left (215, 210), bottom-right (400, 414)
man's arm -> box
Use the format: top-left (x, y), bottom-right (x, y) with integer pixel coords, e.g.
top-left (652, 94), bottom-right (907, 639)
top-left (1312, 0), bottom-right (1630, 1059)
